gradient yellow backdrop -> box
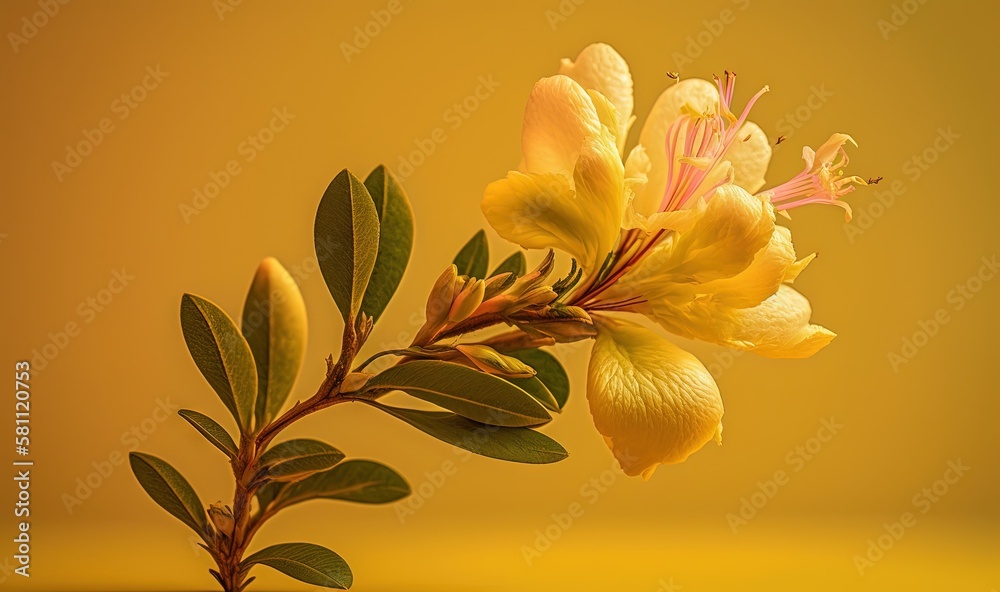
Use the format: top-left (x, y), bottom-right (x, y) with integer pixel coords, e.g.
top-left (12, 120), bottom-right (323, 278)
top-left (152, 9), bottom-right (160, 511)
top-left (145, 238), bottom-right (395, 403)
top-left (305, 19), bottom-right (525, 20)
top-left (2, 1), bottom-right (997, 590)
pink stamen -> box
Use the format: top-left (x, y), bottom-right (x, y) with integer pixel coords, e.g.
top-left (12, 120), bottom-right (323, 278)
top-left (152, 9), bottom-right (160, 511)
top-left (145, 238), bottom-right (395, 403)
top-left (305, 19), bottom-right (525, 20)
top-left (659, 72), bottom-right (769, 213)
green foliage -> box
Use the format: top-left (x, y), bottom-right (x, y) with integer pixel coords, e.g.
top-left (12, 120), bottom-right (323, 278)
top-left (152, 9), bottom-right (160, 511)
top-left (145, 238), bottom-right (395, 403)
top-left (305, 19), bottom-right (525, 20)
top-left (180, 294), bottom-right (257, 432)
top-left (368, 403), bottom-right (568, 464)
top-left (129, 452), bottom-right (210, 541)
top-left (364, 360), bottom-right (550, 427)
top-left (508, 348), bottom-right (570, 409)
top-left (276, 460), bottom-right (410, 508)
top-left (258, 439), bottom-right (346, 483)
top-left (490, 251), bottom-right (526, 277)
top-left (178, 409), bottom-right (238, 458)
top-left (315, 169), bottom-right (380, 322)
top-left (242, 542), bottom-right (352, 589)
top-left (453, 229), bottom-right (489, 278)
top-left (360, 166), bottom-right (414, 323)
top-left (242, 258), bottom-right (308, 428)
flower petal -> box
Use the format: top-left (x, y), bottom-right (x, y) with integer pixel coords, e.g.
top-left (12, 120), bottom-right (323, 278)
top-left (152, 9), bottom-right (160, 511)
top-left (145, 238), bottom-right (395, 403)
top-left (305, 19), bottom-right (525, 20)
top-left (587, 317), bottom-right (724, 478)
top-left (559, 43), bottom-right (635, 154)
top-left (646, 285), bottom-right (836, 359)
top-left (696, 225), bottom-right (797, 308)
top-left (482, 171), bottom-right (591, 264)
top-left (726, 121), bottom-right (772, 193)
top-left (522, 75), bottom-right (603, 178)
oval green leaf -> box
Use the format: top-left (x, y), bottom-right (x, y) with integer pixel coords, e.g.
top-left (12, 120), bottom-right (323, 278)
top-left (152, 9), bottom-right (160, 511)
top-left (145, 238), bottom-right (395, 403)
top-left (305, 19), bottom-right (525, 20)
top-left (365, 360), bottom-right (550, 427)
top-left (242, 542), bottom-right (352, 589)
top-left (178, 409), bottom-right (238, 458)
top-left (180, 294), bottom-right (257, 431)
top-left (453, 229), bottom-right (489, 279)
top-left (504, 375), bottom-right (560, 412)
top-left (315, 169), bottom-right (380, 322)
top-left (490, 251), bottom-right (526, 277)
top-left (242, 257), bottom-right (308, 428)
top-left (258, 439), bottom-right (346, 483)
top-left (508, 348), bottom-right (570, 409)
top-left (361, 165), bottom-right (414, 323)
top-left (367, 403), bottom-right (568, 464)
top-left (129, 452), bottom-right (210, 541)
top-left (276, 460), bottom-right (410, 509)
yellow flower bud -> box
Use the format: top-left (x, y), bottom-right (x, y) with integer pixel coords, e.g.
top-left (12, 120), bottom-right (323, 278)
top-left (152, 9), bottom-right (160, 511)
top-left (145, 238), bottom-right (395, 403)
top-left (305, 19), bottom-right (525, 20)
top-left (425, 265), bottom-right (459, 324)
top-left (208, 502), bottom-right (235, 537)
top-left (448, 279), bottom-right (485, 323)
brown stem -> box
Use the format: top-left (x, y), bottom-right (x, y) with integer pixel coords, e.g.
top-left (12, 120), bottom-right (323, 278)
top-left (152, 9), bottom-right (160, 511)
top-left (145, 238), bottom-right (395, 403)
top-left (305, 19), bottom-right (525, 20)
top-left (210, 319), bottom-right (363, 592)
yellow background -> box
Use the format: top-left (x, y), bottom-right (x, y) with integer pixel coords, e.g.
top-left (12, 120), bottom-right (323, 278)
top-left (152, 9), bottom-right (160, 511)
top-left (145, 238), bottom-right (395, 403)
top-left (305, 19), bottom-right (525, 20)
top-left (2, 1), bottom-right (997, 590)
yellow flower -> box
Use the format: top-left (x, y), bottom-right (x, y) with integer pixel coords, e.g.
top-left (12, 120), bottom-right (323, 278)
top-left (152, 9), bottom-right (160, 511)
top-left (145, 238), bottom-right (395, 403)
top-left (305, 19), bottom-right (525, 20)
top-left (481, 43), bottom-right (864, 477)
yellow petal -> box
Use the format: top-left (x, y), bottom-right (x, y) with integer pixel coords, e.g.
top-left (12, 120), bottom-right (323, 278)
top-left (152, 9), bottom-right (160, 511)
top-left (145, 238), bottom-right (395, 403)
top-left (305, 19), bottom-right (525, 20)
top-left (587, 317), bottom-right (723, 478)
top-left (482, 132), bottom-right (622, 276)
top-left (726, 121), bottom-right (772, 193)
top-left (522, 75), bottom-right (603, 178)
top-left (634, 79), bottom-right (719, 217)
top-left (618, 185), bottom-right (774, 303)
top-left (696, 225), bottom-right (797, 308)
top-left (647, 285), bottom-right (836, 359)
top-left (482, 171), bottom-right (590, 263)
top-left (559, 43), bottom-right (635, 153)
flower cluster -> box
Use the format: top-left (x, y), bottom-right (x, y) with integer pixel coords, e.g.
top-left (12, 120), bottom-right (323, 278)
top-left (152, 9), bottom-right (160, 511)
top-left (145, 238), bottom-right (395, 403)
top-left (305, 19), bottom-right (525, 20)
top-left (481, 43), bottom-right (866, 478)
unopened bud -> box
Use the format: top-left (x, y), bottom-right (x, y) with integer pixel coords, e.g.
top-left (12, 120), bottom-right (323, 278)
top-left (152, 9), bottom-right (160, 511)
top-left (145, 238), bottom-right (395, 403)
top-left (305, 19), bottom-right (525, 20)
top-left (448, 279), bottom-right (485, 323)
top-left (208, 502), bottom-right (235, 537)
top-left (426, 265), bottom-right (459, 323)
top-left (341, 371), bottom-right (373, 394)
top-left (455, 344), bottom-right (536, 378)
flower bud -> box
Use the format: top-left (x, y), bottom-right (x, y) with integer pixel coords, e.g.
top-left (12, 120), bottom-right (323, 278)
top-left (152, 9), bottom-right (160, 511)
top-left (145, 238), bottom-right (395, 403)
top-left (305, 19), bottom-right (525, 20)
top-left (208, 502), bottom-right (235, 537)
top-left (341, 371), bottom-right (373, 394)
top-left (448, 279), bottom-right (485, 323)
top-left (425, 265), bottom-right (459, 323)
top-left (455, 344), bottom-right (536, 378)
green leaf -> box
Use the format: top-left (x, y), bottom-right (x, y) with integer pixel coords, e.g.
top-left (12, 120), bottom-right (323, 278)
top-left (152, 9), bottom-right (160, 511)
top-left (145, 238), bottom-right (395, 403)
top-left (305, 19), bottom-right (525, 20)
top-left (368, 403), bottom-right (568, 464)
top-left (242, 542), bottom-right (352, 589)
top-left (180, 294), bottom-right (257, 431)
top-left (276, 460), bottom-right (410, 508)
top-left (455, 344), bottom-right (536, 378)
top-left (453, 229), bottom-right (489, 279)
top-left (504, 375), bottom-right (560, 412)
top-left (178, 409), bottom-right (238, 458)
top-left (490, 251), bottom-right (526, 277)
top-left (508, 348), bottom-right (570, 409)
top-left (365, 360), bottom-right (550, 427)
top-left (242, 257), bottom-right (308, 428)
top-left (315, 169), bottom-right (380, 322)
top-left (129, 452), bottom-right (209, 540)
top-left (258, 439), bottom-right (346, 483)
top-left (360, 166), bottom-right (414, 323)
